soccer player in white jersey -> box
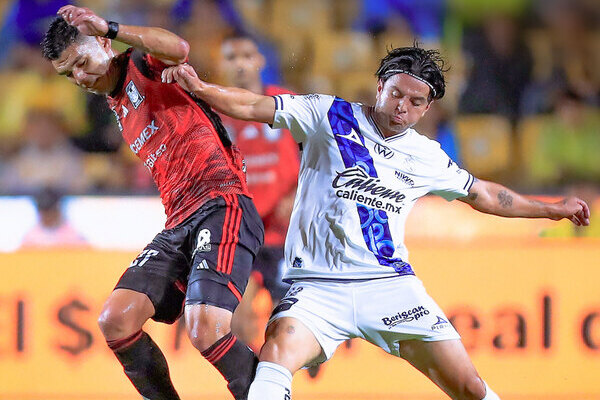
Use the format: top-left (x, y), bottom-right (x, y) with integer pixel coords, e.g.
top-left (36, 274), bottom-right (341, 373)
top-left (162, 47), bottom-right (590, 400)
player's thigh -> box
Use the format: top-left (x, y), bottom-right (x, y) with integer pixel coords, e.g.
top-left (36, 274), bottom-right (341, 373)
top-left (261, 316), bottom-right (323, 373)
top-left (186, 194), bottom-right (263, 313)
top-left (399, 339), bottom-right (485, 400)
top-left (355, 276), bottom-right (484, 399)
top-left (114, 230), bottom-right (191, 325)
top-left (98, 288), bottom-right (155, 339)
top-left (265, 281), bottom-right (355, 371)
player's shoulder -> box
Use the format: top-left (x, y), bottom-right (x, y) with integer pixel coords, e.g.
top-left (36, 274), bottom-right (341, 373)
top-left (128, 49), bottom-right (169, 80)
top-left (406, 129), bottom-right (452, 166)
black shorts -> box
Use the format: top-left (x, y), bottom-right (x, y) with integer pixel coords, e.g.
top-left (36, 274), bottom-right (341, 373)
top-left (252, 246), bottom-right (290, 302)
top-left (115, 194), bottom-right (264, 324)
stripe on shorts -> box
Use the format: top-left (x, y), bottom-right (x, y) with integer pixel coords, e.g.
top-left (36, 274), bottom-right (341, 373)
top-left (217, 195), bottom-right (242, 274)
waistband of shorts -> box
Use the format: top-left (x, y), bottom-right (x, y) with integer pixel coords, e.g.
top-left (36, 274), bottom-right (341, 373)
top-left (285, 273), bottom-right (417, 285)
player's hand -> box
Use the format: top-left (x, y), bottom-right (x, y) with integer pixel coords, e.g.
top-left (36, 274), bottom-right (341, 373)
top-left (162, 64), bottom-right (205, 93)
top-left (57, 5), bottom-right (108, 37)
top-left (550, 197), bottom-right (590, 226)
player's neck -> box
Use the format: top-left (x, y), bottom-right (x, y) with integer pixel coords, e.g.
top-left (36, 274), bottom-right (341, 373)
top-left (103, 54), bottom-right (126, 96)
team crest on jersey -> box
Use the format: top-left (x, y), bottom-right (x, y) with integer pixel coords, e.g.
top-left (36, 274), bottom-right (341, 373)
top-left (195, 229), bottom-right (212, 253)
top-left (126, 80), bottom-right (144, 109)
top-left (292, 257), bottom-right (303, 268)
top-left (401, 155), bottom-right (417, 173)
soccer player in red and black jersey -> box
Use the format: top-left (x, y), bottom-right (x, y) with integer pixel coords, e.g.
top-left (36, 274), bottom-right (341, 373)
top-left (218, 32), bottom-right (299, 348)
top-left (42, 6), bottom-right (264, 400)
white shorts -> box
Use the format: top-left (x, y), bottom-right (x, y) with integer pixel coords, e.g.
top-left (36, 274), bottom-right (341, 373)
top-left (269, 275), bottom-right (460, 366)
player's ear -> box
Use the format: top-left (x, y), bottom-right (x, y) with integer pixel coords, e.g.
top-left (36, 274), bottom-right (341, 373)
top-left (257, 52), bottom-right (266, 71)
top-left (376, 79), bottom-right (384, 95)
top-left (97, 36), bottom-right (113, 54)
top-left (421, 100), bottom-right (432, 117)
top-left (424, 100), bottom-right (432, 112)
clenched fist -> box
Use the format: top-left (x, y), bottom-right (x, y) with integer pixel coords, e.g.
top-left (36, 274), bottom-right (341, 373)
top-left (58, 5), bottom-right (109, 37)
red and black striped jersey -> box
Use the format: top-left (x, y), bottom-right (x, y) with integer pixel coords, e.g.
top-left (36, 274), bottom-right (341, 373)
top-left (107, 49), bottom-right (251, 229)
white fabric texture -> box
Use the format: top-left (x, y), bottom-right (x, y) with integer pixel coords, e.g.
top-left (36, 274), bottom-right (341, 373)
top-left (269, 275), bottom-right (460, 366)
top-left (272, 94), bottom-right (474, 281)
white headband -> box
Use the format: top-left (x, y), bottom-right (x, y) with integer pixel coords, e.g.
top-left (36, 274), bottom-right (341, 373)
top-left (386, 69), bottom-right (436, 97)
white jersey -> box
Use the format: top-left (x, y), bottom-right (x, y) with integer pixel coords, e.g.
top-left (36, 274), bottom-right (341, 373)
top-left (272, 94), bottom-right (474, 281)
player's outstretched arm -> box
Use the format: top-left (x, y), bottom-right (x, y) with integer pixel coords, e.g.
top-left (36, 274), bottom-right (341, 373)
top-left (458, 179), bottom-right (590, 226)
top-left (162, 64), bottom-right (276, 124)
top-left (57, 5), bottom-right (189, 65)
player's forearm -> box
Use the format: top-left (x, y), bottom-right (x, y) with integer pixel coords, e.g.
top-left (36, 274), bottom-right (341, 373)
top-left (467, 181), bottom-right (557, 219)
top-left (191, 83), bottom-right (273, 123)
top-left (114, 24), bottom-right (189, 64)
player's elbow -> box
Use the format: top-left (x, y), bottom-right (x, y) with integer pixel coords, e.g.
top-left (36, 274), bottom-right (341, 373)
top-left (173, 39), bottom-right (190, 64)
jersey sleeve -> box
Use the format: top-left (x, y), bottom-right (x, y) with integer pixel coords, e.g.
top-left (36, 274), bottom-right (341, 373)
top-left (271, 94), bottom-right (333, 142)
top-left (429, 157), bottom-right (475, 201)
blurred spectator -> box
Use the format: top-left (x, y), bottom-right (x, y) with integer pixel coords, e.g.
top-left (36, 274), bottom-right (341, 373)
top-left (414, 101), bottom-right (462, 164)
top-left (0, 43), bottom-right (87, 146)
top-left (458, 14), bottom-right (532, 121)
top-left (354, 0), bottom-right (447, 42)
top-left (173, 0), bottom-right (283, 85)
top-left (521, 0), bottom-right (599, 115)
top-left (529, 89), bottom-right (600, 188)
top-left (176, 0), bottom-right (232, 81)
top-left (0, 0), bottom-right (70, 68)
top-left (20, 186), bottom-right (88, 249)
top-left (1, 108), bottom-right (89, 194)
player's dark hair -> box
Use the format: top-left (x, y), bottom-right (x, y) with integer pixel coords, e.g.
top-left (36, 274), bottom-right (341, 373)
top-left (41, 17), bottom-right (80, 60)
top-left (222, 30), bottom-right (258, 45)
top-left (376, 46), bottom-right (447, 101)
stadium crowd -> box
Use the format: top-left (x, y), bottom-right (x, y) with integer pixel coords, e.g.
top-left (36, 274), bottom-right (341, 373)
top-left (0, 0), bottom-right (598, 218)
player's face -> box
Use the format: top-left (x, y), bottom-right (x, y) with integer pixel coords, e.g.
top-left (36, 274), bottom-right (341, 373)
top-left (374, 73), bottom-right (432, 136)
top-left (220, 38), bottom-right (265, 89)
top-left (52, 36), bottom-right (114, 95)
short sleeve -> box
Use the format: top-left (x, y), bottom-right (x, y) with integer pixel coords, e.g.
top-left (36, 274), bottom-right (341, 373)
top-left (429, 158), bottom-right (475, 201)
top-left (271, 94), bottom-right (333, 143)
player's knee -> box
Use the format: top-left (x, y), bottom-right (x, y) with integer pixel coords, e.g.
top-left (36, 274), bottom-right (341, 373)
top-left (98, 307), bottom-right (131, 340)
top-left (259, 321), bottom-right (298, 364)
top-left (185, 305), bottom-right (232, 351)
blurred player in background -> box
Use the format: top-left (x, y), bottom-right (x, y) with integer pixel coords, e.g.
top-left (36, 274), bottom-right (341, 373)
top-left (164, 45), bottom-right (590, 400)
top-left (218, 32), bottom-right (299, 348)
top-left (42, 6), bottom-right (263, 400)
top-left (20, 186), bottom-right (87, 249)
